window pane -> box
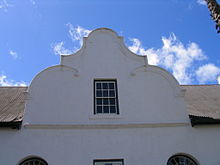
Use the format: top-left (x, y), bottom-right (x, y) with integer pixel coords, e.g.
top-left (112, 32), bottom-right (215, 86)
top-left (109, 98), bottom-right (115, 104)
top-left (103, 83), bottom-right (108, 89)
top-left (96, 83), bottom-right (101, 89)
top-left (103, 90), bottom-right (108, 97)
top-left (109, 90), bottom-right (115, 97)
top-left (103, 106), bottom-right (109, 113)
top-left (96, 91), bottom-right (102, 97)
top-left (35, 162), bottom-right (40, 165)
top-left (97, 106), bottom-right (102, 113)
top-left (186, 159), bottom-right (190, 164)
top-left (110, 106), bottom-right (116, 113)
top-left (109, 83), bottom-right (114, 89)
top-left (103, 98), bottom-right (109, 105)
top-left (96, 98), bottom-right (102, 105)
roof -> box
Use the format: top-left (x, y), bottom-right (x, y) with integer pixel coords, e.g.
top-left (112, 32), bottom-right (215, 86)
top-left (0, 87), bottom-right (27, 128)
top-left (0, 85), bottom-right (220, 127)
top-left (182, 85), bottom-right (220, 126)
top-left (182, 85), bottom-right (220, 119)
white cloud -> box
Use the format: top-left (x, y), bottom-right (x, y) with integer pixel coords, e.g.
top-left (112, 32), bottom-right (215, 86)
top-left (52, 42), bottom-right (73, 55)
top-left (196, 0), bottom-right (206, 5)
top-left (0, 0), bottom-right (10, 12)
top-left (217, 76), bottom-right (220, 84)
top-left (66, 24), bottom-right (91, 46)
top-left (128, 33), bottom-right (206, 84)
top-left (128, 38), bottom-right (160, 65)
top-left (0, 74), bottom-right (27, 86)
top-left (9, 50), bottom-right (18, 59)
top-left (196, 64), bottom-right (220, 84)
top-left (52, 24), bottom-right (91, 55)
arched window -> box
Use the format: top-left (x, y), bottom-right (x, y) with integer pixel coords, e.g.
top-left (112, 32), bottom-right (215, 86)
top-left (167, 154), bottom-right (198, 165)
top-left (19, 157), bottom-right (48, 165)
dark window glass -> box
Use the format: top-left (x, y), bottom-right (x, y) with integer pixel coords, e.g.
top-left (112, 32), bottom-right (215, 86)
top-left (103, 98), bottom-right (109, 105)
top-left (103, 106), bottom-right (109, 113)
top-left (109, 83), bottom-right (114, 89)
top-left (109, 98), bottom-right (115, 104)
top-left (96, 91), bottom-right (102, 97)
top-left (97, 106), bottom-right (102, 113)
top-left (110, 106), bottom-right (116, 113)
top-left (103, 83), bottom-right (108, 89)
top-left (96, 83), bottom-right (101, 89)
top-left (96, 98), bottom-right (102, 105)
top-left (103, 90), bottom-right (108, 97)
top-left (109, 90), bottom-right (115, 97)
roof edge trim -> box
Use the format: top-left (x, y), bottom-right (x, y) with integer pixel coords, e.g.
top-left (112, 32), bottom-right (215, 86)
top-left (0, 121), bottom-right (22, 129)
top-left (189, 115), bottom-right (220, 127)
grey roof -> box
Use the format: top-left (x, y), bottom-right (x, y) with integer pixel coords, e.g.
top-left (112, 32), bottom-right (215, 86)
top-left (182, 85), bottom-right (220, 119)
top-left (0, 87), bottom-right (27, 122)
top-left (0, 85), bottom-right (220, 123)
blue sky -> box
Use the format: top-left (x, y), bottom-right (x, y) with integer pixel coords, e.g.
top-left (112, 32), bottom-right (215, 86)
top-left (0, 0), bottom-right (220, 86)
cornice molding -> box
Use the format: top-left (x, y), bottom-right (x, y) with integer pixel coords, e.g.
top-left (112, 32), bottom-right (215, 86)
top-left (23, 122), bottom-right (189, 130)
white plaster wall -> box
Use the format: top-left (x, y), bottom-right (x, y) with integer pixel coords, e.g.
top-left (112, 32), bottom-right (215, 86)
top-left (24, 28), bottom-right (187, 125)
top-left (0, 126), bottom-right (220, 165)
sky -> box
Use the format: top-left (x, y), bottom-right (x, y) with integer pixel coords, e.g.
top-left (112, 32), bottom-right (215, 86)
top-left (0, 0), bottom-right (220, 86)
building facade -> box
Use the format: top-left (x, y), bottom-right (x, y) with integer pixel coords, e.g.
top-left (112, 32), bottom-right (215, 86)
top-left (0, 28), bottom-right (220, 165)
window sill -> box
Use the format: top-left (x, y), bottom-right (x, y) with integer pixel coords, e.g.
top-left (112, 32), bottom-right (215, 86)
top-left (89, 114), bottom-right (123, 120)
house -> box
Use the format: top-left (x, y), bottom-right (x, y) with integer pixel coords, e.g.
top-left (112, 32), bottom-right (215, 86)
top-left (0, 28), bottom-right (220, 165)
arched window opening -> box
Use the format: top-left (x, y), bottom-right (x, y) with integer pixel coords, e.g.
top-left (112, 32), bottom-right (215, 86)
top-left (167, 154), bottom-right (198, 165)
top-left (19, 157), bottom-right (48, 165)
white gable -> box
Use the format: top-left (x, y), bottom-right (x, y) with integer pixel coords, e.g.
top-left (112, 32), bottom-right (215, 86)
top-left (24, 28), bottom-right (187, 124)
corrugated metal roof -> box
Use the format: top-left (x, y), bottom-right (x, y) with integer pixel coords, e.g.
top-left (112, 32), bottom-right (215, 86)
top-left (182, 85), bottom-right (220, 119)
top-left (0, 85), bottom-right (219, 123)
top-left (0, 87), bottom-right (27, 122)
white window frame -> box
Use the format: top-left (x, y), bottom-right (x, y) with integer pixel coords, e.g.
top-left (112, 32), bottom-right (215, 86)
top-left (94, 79), bottom-right (119, 114)
top-left (94, 159), bottom-right (124, 165)
top-left (167, 155), bottom-right (198, 165)
top-left (19, 157), bottom-right (48, 165)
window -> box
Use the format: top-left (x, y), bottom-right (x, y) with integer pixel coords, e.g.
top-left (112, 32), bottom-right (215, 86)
top-left (94, 159), bottom-right (124, 165)
top-left (19, 157), bottom-right (48, 165)
top-left (94, 80), bottom-right (119, 114)
top-left (167, 155), bottom-right (198, 165)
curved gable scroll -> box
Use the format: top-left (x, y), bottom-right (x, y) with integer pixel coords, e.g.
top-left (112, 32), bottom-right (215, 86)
top-left (130, 64), bottom-right (185, 97)
top-left (60, 28), bottom-right (146, 67)
top-left (24, 65), bottom-right (82, 124)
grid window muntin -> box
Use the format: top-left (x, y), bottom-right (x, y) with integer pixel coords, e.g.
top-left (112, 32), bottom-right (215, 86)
top-left (19, 157), bottom-right (48, 165)
top-left (94, 80), bottom-right (119, 114)
top-left (167, 155), bottom-right (198, 165)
